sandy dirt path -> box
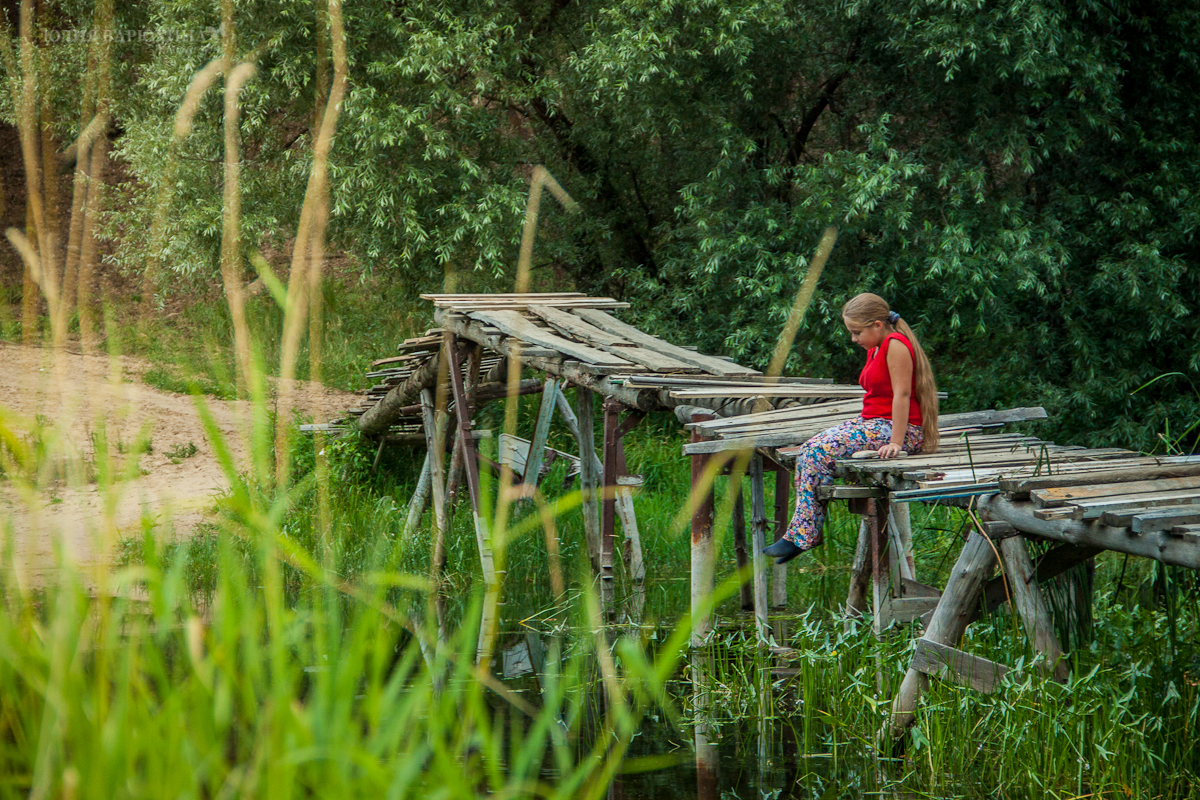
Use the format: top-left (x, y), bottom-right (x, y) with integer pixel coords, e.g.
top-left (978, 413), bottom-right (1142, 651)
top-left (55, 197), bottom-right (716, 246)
top-left (0, 342), bottom-right (359, 587)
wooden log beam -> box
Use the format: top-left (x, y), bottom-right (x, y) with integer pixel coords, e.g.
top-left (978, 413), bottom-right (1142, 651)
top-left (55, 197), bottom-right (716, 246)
top-left (357, 352), bottom-right (440, 436)
top-left (975, 495), bottom-right (1200, 569)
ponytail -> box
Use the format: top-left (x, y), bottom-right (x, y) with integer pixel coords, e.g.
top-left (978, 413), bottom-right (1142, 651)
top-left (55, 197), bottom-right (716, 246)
top-left (842, 293), bottom-right (940, 453)
top-left (893, 317), bottom-right (939, 453)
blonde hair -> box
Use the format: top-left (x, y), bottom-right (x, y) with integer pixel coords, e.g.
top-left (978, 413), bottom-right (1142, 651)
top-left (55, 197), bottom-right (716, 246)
top-left (842, 292), bottom-right (940, 453)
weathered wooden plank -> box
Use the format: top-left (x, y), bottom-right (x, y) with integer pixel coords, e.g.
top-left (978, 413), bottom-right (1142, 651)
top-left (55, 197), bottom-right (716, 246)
top-left (912, 639), bottom-right (1008, 694)
top-left (571, 307), bottom-right (760, 376)
top-left (526, 305), bottom-right (631, 346)
top-left (687, 399), bottom-right (861, 431)
top-left (1172, 523), bottom-right (1200, 536)
top-left (522, 378), bottom-right (559, 489)
top-left (999, 459), bottom-right (1200, 495)
top-left (1063, 490), bottom-right (1200, 520)
top-left (467, 309), bottom-right (634, 367)
top-left (882, 596), bottom-right (942, 623)
top-left (915, 457), bottom-right (1200, 487)
top-left (842, 448), bottom-right (1136, 474)
top-left (669, 386), bottom-right (864, 399)
top-left (434, 309), bottom-right (660, 410)
top-left (529, 306), bottom-right (698, 371)
top-left (1128, 507), bottom-right (1200, 532)
top-left (938, 407), bottom-right (1048, 428)
top-left (1031, 475), bottom-right (1200, 507)
top-left (901, 578), bottom-right (942, 598)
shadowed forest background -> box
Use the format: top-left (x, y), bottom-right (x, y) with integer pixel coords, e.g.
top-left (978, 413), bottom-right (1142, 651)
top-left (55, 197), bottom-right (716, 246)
top-left (2, 0), bottom-right (1198, 449)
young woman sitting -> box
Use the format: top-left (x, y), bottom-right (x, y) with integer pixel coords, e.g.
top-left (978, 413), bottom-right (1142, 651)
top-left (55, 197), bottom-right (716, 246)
top-left (763, 293), bottom-right (940, 563)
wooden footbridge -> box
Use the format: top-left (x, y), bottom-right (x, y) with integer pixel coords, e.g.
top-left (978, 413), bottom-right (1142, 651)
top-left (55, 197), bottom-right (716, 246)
top-left (344, 292), bottom-right (1200, 743)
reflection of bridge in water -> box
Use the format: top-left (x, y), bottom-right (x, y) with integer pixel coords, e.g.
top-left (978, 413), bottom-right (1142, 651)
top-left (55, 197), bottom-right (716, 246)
top-left (337, 292), bottom-right (1200, 763)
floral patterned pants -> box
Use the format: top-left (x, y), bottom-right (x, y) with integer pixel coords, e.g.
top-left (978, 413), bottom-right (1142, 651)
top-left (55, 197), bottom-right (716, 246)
top-left (783, 417), bottom-right (924, 551)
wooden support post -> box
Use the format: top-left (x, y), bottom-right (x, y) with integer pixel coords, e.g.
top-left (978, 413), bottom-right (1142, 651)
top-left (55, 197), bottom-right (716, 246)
top-left (891, 502), bottom-right (916, 579)
top-left (690, 413), bottom-right (717, 646)
top-left (575, 387), bottom-right (603, 574)
top-left (869, 498), bottom-right (893, 635)
top-left (600, 398), bottom-right (622, 612)
top-left (845, 517), bottom-right (871, 630)
top-left (523, 377), bottom-right (559, 491)
top-left (402, 451), bottom-right (433, 538)
top-left (420, 389), bottom-right (451, 638)
top-left (444, 337), bottom-right (496, 583)
top-left (748, 455), bottom-right (769, 641)
top-left (998, 536), bottom-right (1070, 682)
top-left (772, 468), bottom-right (789, 608)
top-left (889, 531), bottom-right (997, 738)
top-left (733, 487), bottom-right (753, 611)
top-left (614, 434), bottom-right (645, 586)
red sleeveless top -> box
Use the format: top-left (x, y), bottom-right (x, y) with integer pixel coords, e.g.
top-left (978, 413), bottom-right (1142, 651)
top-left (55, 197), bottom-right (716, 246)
top-left (859, 333), bottom-right (923, 427)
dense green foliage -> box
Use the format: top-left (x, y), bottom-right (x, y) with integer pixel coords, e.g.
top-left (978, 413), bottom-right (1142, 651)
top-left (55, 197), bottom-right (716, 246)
top-left (4, 0), bottom-right (1198, 447)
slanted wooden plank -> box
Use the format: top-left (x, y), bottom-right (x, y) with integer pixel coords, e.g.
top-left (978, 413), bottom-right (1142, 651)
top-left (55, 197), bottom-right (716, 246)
top-left (1031, 475), bottom-right (1200, 508)
top-left (571, 307), bottom-right (760, 375)
top-left (911, 639), bottom-right (1008, 694)
top-left (467, 309), bottom-right (635, 367)
top-left (526, 305), bottom-right (631, 346)
top-left (530, 306), bottom-right (697, 372)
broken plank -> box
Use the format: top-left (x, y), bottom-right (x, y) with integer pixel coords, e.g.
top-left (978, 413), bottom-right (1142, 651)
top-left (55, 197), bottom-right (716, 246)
top-left (1069, 490), bottom-right (1200, 520)
top-left (570, 307), bottom-right (760, 376)
top-left (467, 309), bottom-right (634, 367)
top-left (1131, 507), bottom-right (1200, 533)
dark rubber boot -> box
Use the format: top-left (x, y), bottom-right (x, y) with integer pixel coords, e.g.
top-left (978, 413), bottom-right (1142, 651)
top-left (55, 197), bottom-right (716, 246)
top-left (762, 537), bottom-right (803, 564)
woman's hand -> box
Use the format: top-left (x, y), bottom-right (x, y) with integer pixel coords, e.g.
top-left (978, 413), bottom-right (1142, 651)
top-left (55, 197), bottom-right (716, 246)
top-left (877, 442), bottom-right (904, 459)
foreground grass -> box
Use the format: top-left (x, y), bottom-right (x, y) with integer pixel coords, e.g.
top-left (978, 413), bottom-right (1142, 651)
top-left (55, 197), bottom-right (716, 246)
top-left (4, 289), bottom-right (1197, 797)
